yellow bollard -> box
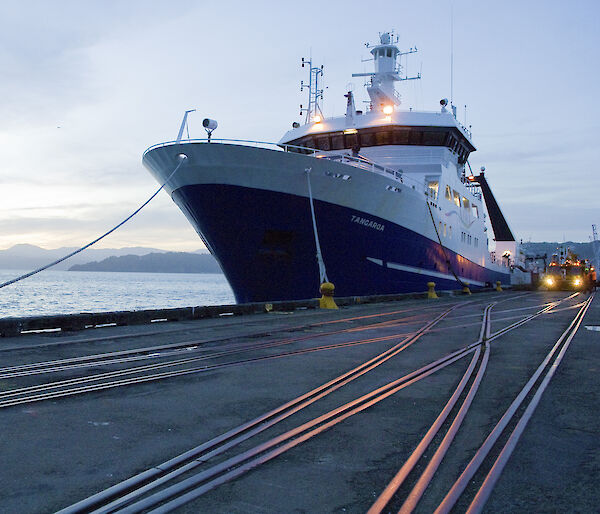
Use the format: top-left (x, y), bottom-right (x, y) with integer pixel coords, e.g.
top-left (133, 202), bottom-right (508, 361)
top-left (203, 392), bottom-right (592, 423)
top-left (427, 282), bottom-right (439, 299)
top-left (462, 282), bottom-right (472, 295)
top-left (319, 282), bottom-right (338, 309)
top-left (496, 281), bottom-right (503, 292)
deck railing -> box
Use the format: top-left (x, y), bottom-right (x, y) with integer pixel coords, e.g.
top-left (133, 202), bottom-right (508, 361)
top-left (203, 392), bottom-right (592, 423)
top-left (142, 138), bottom-right (471, 198)
top-left (142, 138), bottom-right (318, 158)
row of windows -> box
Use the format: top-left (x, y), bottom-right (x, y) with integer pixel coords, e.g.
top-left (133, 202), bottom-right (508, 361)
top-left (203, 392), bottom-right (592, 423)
top-left (287, 126), bottom-right (473, 163)
top-left (444, 185), bottom-right (479, 218)
top-left (438, 222), bottom-right (452, 238)
top-left (460, 231), bottom-right (479, 247)
top-left (375, 48), bottom-right (394, 58)
top-left (427, 181), bottom-right (480, 218)
top-left (436, 221), bottom-right (480, 250)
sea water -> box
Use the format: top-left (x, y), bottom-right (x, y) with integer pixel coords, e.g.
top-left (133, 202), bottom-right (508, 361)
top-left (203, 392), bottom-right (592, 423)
top-left (0, 270), bottom-right (235, 318)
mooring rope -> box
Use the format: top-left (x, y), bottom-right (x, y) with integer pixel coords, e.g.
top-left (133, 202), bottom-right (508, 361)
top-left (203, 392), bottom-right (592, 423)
top-left (0, 156), bottom-right (187, 290)
top-left (305, 167), bottom-right (328, 284)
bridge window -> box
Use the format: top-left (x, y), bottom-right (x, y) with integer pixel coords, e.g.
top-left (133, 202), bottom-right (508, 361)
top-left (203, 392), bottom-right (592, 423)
top-left (375, 131), bottom-right (392, 145)
top-left (387, 48), bottom-right (392, 57)
top-left (361, 132), bottom-right (375, 146)
top-left (445, 186), bottom-right (451, 200)
top-left (286, 126), bottom-right (473, 157)
top-left (453, 190), bottom-right (460, 207)
top-left (331, 135), bottom-right (344, 149)
top-left (462, 197), bottom-right (470, 212)
top-left (316, 136), bottom-right (330, 150)
top-left (472, 205), bottom-right (479, 218)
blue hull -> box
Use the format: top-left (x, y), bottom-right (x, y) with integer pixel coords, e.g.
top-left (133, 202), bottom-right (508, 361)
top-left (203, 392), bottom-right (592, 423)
top-left (172, 184), bottom-right (509, 303)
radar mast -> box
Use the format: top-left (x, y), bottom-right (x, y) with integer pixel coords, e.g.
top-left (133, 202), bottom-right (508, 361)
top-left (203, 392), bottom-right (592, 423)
top-left (352, 31), bottom-right (421, 111)
top-left (299, 58), bottom-right (324, 124)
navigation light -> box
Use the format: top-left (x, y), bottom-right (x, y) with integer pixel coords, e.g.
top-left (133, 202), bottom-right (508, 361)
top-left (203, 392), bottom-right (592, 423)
top-left (383, 105), bottom-right (394, 115)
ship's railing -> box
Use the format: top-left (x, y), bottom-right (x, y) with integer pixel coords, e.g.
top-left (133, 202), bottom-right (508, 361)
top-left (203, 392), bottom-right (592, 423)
top-left (143, 138), bottom-right (427, 192)
top-left (143, 138), bottom-right (319, 158)
top-left (315, 153), bottom-right (404, 182)
top-left (317, 153), bottom-right (438, 193)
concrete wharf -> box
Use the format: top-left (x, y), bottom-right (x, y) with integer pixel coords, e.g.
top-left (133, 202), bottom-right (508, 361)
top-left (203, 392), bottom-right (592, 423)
top-left (0, 290), bottom-right (598, 513)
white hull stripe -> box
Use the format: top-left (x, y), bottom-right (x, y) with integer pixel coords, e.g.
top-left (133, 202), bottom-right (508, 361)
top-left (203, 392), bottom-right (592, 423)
top-left (366, 257), bottom-right (487, 287)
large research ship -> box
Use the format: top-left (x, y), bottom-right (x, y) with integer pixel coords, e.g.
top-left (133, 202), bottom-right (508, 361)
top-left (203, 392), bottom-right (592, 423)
top-left (143, 32), bottom-right (514, 303)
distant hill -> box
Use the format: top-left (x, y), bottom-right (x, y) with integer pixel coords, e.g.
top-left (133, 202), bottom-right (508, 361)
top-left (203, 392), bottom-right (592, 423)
top-left (69, 252), bottom-right (222, 274)
top-left (520, 241), bottom-right (599, 260)
top-left (0, 244), bottom-right (205, 271)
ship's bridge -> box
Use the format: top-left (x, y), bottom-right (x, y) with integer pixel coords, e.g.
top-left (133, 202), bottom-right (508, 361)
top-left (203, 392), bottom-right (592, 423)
top-left (279, 109), bottom-right (475, 165)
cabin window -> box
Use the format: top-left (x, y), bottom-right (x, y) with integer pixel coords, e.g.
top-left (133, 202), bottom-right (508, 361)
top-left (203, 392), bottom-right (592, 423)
top-left (471, 205), bottom-right (479, 218)
top-left (439, 221), bottom-right (443, 234)
top-left (380, 49), bottom-right (385, 57)
top-left (345, 134), bottom-right (358, 147)
top-left (331, 135), bottom-right (344, 150)
top-left (449, 226), bottom-right (452, 237)
top-left (375, 131), bottom-right (391, 145)
top-left (387, 48), bottom-right (392, 57)
top-left (316, 137), bottom-right (330, 151)
top-left (360, 132), bottom-right (374, 146)
top-left (409, 131), bottom-right (422, 145)
top-left (393, 130), bottom-right (410, 144)
top-left (443, 223), bottom-right (447, 237)
top-left (453, 190), bottom-right (460, 208)
top-left (423, 132), bottom-right (446, 145)
top-left (474, 237), bottom-right (479, 247)
top-left (445, 185), bottom-right (451, 200)
top-left (427, 180), bottom-right (439, 200)
top-left (462, 197), bottom-right (470, 212)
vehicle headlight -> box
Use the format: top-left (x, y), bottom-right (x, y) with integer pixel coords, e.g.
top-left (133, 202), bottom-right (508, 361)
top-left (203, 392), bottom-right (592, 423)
top-left (574, 278), bottom-right (581, 286)
top-left (545, 277), bottom-right (554, 286)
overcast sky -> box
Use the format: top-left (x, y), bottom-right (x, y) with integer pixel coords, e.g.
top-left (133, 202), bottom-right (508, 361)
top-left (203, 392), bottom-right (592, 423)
top-left (0, 0), bottom-right (598, 251)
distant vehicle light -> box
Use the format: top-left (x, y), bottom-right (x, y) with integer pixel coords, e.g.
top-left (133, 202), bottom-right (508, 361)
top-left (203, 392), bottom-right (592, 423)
top-left (313, 115), bottom-right (322, 123)
top-left (545, 277), bottom-right (554, 286)
top-left (343, 128), bottom-right (358, 135)
top-left (383, 105), bottom-right (394, 115)
top-left (574, 278), bottom-right (582, 286)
